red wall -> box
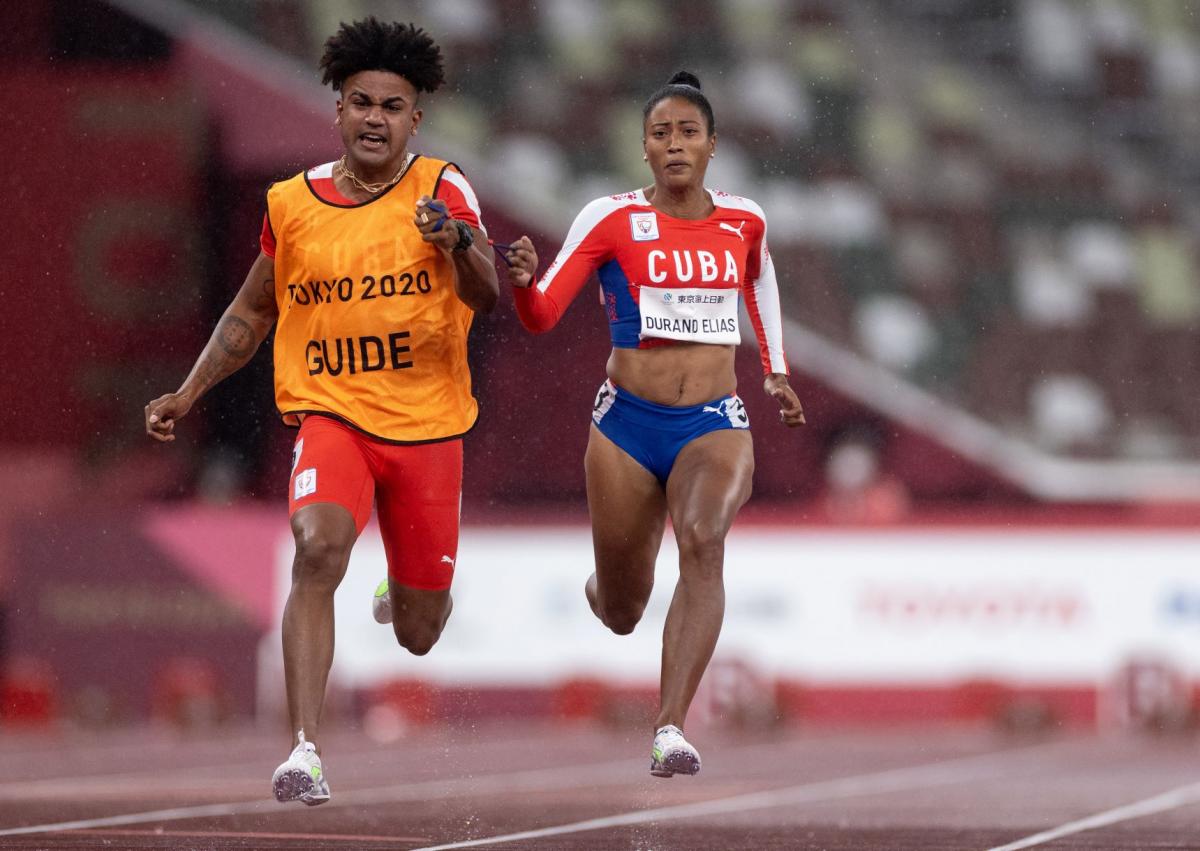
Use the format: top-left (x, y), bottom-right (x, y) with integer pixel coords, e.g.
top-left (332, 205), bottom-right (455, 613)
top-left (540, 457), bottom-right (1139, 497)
top-left (0, 67), bottom-right (207, 454)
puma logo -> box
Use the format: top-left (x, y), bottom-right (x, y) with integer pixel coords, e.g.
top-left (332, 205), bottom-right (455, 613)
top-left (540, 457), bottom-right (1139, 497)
top-left (719, 221), bottom-right (746, 241)
top-left (704, 399), bottom-right (749, 426)
top-left (440, 555), bottom-right (455, 566)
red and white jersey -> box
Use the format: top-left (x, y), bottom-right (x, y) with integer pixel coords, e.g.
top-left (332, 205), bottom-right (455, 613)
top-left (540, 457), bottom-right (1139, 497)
top-left (512, 188), bottom-right (788, 375)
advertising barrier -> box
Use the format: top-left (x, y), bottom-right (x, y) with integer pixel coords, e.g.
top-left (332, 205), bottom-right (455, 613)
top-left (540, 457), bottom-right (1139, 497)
top-left (258, 524), bottom-right (1200, 727)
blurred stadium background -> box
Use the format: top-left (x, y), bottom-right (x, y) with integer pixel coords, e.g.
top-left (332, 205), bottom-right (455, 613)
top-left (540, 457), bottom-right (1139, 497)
top-left (2, 0), bottom-right (1199, 744)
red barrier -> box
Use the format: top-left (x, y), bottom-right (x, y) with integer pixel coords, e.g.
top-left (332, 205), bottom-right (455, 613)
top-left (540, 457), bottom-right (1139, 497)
top-left (0, 656), bottom-right (57, 726)
top-left (151, 657), bottom-right (225, 728)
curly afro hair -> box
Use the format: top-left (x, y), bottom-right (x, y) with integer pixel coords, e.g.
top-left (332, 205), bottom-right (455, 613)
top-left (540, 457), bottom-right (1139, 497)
top-left (319, 18), bottom-right (445, 94)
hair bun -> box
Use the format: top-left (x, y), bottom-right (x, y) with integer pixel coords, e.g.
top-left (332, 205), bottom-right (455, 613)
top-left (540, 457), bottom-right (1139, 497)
top-left (667, 71), bottom-right (702, 90)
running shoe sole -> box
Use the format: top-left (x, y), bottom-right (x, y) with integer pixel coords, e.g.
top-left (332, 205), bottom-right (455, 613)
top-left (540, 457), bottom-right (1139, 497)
top-left (273, 767), bottom-right (329, 806)
top-left (651, 749), bottom-right (700, 777)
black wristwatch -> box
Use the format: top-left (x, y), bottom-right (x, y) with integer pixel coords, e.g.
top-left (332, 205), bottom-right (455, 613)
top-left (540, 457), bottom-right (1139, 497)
top-left (451, 219), bottom-right (474, 253)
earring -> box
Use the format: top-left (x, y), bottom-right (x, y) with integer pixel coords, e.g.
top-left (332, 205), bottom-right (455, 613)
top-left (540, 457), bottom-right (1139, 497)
top-left (643, 154), bottom-right (648, 161)
top-left (411, 127), bottom-right (417, 136)
top-left (334, 116), bottom-right (341, 126)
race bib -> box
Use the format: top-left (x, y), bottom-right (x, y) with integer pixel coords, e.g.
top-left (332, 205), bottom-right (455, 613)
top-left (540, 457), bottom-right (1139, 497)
top-left (638, 287), bottom-right (740, 344)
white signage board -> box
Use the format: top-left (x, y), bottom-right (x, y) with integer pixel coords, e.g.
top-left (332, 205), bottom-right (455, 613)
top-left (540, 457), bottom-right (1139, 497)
top-left (264, 527), bottom-right (1200, 689)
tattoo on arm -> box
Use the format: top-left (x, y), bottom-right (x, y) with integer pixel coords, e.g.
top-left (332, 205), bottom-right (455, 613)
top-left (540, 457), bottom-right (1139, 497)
top-left (250, 276), bottom-right (276, 314)
top-left (181, 262), bottom-right (275, 401)
top-left (192, 356), bottom-right (224, 393)
top-left (218, 315), bottom-right (256, 359)
top-left (189, 314), bottom-right (260, 394)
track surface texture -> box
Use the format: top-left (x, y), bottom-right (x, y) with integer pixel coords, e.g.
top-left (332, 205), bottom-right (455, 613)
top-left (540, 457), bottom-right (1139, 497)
top-left (1, 722), bottom-right (1199, 849)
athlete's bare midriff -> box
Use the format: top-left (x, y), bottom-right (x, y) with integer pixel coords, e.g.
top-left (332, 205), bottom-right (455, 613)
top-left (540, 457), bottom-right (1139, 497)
top-left (606, 342), bottom-right (737, 407)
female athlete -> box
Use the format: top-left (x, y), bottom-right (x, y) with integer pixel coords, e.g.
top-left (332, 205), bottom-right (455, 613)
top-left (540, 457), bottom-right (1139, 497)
top-left (502, 71), bottom-right (804, 776)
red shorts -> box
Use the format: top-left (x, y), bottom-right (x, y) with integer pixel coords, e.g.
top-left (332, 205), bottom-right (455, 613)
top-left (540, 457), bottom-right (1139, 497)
top-left (287, 415), bottom-right (462, 591)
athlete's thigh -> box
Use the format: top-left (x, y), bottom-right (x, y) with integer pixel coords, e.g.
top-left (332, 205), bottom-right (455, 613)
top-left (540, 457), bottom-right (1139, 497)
top-left (585, 424), bottom-right (667, 593)
top-left (665, 429), bottom-right (754, 538)
top-left (288, 415), bottom-right (375, 534)
top-left (373, 438), bottom-right (463, 592)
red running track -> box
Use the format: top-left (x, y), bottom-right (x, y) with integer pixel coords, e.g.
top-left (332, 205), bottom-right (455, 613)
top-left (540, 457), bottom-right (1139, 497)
top-left (0, 721), bottom-right (1198, 849)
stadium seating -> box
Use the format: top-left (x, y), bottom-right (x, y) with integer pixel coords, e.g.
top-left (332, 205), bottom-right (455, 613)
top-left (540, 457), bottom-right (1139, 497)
top-left (43, 0), bottom-right (1196, 506)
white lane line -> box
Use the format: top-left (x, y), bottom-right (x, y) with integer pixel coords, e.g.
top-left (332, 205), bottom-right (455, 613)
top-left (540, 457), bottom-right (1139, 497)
top-left (0, 760), bottom-right (629, 838)
top-left (1, 727), bottom-right (570, 791)
top-left (0, 803), bottom-right (265, 838)
top-left (985, 780), bottom-right (1200, 851)
top-left (71, 827), bottom-right (426, 843)
top-left (0, 737), bottom-right (798, 838)
top-left (410, 742), bottom-right (1064, 851)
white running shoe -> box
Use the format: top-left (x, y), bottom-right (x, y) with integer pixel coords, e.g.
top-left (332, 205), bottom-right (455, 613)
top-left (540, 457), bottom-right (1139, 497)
top-left (650, 724), bottom-right (701, 777)
top-left (373, 578), bottom-right (392, 625)
top-left (272, 732), bottom-right (330, 806)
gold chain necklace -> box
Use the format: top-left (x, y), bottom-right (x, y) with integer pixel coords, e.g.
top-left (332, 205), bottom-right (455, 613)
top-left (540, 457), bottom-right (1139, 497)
top-left (336, 152), bottom-right (414, 194)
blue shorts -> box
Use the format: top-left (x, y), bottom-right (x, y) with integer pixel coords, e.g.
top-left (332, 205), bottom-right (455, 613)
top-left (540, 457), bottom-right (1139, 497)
top-left (591, 379), bottom-right (749, 484)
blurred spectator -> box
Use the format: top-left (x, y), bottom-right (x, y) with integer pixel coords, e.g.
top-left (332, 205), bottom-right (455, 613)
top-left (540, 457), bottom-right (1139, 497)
top-left (1013, 229), bottom-right (1092, 327)
top-left (855, 294), bottom-right (936, 374)
top-left (542, 0), bottom-right (615, 78)
top-left (1134, 221), bottom-right (1200, 326)
top-left (1029, 374), bottom-right (1113, 453)
top-left (821, 428), bottom-right (910, 523)
top-left (894, 223), bottom-right (958, 307)
top-left (1063, 221), bottom-right (1137, 293)
top-left (1019, 0), bottom-right (1092, 91)
top-left (856, 101), bottom-right (925, 197)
